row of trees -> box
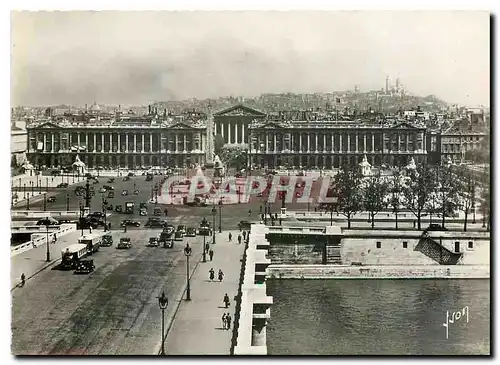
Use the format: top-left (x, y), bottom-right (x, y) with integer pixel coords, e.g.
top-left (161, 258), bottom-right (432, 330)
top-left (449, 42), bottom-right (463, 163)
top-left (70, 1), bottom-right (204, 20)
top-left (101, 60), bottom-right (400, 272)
top-left (319, 163), bottom-right (490, 231)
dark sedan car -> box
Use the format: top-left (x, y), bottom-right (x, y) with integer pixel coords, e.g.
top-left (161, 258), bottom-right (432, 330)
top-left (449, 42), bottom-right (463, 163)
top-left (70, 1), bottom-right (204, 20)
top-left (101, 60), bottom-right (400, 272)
top-left (120, 220), bottom-right (141, 227)
top-left (145, 218), bottom-right (168, 228)
top-left (47, 196), bottom-right (56, 203)
top-left (57, 182), bottom-right (69, 188)
top-left (238, 220), bottom-right (252, 230)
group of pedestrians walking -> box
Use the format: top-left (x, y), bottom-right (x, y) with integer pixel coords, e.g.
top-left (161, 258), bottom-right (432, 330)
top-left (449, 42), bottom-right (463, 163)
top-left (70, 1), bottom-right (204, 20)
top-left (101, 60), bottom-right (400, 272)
top-left (228, 231), bottom-right (248, 245)
top-left (208, 268), bottom-right (224, 282)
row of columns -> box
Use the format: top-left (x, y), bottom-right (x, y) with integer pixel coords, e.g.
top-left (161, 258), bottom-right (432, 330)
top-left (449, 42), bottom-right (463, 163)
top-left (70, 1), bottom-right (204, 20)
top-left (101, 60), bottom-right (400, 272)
top-left (215, 122), bottom-right (246, 144)
top-left (29, 132), bottom-right (204, 154)
top-left (250, 131), bottom-right (425, 153)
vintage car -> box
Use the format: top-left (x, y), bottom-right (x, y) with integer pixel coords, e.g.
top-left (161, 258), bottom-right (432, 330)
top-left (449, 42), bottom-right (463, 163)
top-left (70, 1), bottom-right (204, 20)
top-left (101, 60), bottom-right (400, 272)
top-left (57, 182), bottom-right (69, 188)
top-left (140, 208), bottom-right (148, 216)
top-left (74, 259), bottom-right (95, 274)
top-left (176, 225), bottom-right (186, 234)
top-left (162, 238), bottom-right (174, 248)
top-left (145, 218), bottom-right (168, 228)
top-left (185, 227), bottom-right (197, 237)
top-left (163, 225), bottom-right (175, 235)
top-left (147, 237), bottom-right (159, 247)
top-left (101, 234), bottom-right (113, 247)
top-left (117, 237), bottom-right (132, 249)
top-left (107, 178), bottom-right (115, 183)
top-left (120, 220), bottom-right (141, 227)
top-left (174, 231), bottom-right (184, 241)
top-left (238, 220), bottom-right (252, 230)
top-left (108, 191), bottom-right (115, 198)
top-left (47, 196), bottom-right (56, 203)
top-left (115, 204), bottom-right (123, 213)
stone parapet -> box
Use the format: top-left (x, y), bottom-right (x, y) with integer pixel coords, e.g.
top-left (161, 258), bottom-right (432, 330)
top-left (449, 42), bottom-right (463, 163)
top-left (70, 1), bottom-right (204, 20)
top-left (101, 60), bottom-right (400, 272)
top-left (234, 224), bottom-right (273, 355)
top-left (267, 264), bottom-right (490, 280)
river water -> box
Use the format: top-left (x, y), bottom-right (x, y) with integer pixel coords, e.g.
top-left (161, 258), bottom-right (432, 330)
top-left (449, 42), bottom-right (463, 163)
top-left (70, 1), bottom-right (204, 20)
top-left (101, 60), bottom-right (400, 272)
top-left (266, 279), bottom-right (490, 355)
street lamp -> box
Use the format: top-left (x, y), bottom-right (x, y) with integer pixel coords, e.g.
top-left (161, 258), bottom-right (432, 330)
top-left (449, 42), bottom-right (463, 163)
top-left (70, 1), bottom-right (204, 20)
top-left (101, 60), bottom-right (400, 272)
top-left (43, 193), bottom-right (47, 211)
top-left (30, 181), bottom-right (34, 197)
top-left (218, 199), bottom-right (222, 233)
top-left (157, 291), bottom-right (169, 356)
top-left (66, 193), bottom-right (70, 211)
top-left (23, 183), bottom-right (26, 199)
top-left (26, 192), bottom-right (30, 210)
top-left (102, 196), bottom-right (108, 232)
top-left (201, 217), bottom-right (208, 263)
top-left (39, 216), bottom-right (52, 262)
top-left (184, 243), bottom-right (192, 301)
top-left (79, 202), bottom-right (85, 236)
top-left (211, 206), bottom-right (217, 245)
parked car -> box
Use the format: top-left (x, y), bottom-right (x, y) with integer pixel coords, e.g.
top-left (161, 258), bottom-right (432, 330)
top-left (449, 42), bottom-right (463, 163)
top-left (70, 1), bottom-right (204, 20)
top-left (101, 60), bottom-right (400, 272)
top-left (88, 212), bottom-right (106, 219)
top-left (57, 183), bottom-right (69, 188)
top-left (174, 231), bottom-right (184, 241)
top-left (107, 178), bottom-right (115, 183)
top-left (121, 190), bottom-right (128, 196)
top-left (123, 176), bottom-right (130, 182)
top-left (176, 225), bottom-right (186, 234)
top-left (74, 259), bottom-right (95, 274)
top-left (145, 218), bottom-right (168, 228)
top-left (99, 187), bottom-right (107, 193)
top-left (101, 234), bottom-right (113, 247)
top-left (162, 239), bottom-right (174, 248)
top-left (427, 224), bottom-right (449, 231)
top-left (185, 227), bottom-right (197, 237)
top-left (103, 185), bottom-right (114, 191)
top-left (47, 196), bottom-right (56, 203)
top-left (139, 208), bottom-right (148, 216)
top-left (133, 190), bottom-right (140, 196)
top-left (115, 205), bottom-right (123, 213)
top-left (108, 191), bottom-right (115, 198)
top-left (163, 225), bottom-right (175, 235)
top-left (128, 172), bottom-right (135, 177)
top-left (147, 237), bottom-right (159, 247)
top-left (117, 237), bottom-right (132, 249)
top-left (238, 220), bottom-right (252, 230)
top-left (120, 220), bottom-right (141, 227)
top-left (146, 175), bottom-right (153, 181)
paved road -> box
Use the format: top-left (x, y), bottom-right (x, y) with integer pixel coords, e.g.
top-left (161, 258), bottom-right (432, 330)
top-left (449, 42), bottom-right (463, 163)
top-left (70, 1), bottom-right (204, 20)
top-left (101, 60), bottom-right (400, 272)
top-left (11, 225), bottom-right (204, 355)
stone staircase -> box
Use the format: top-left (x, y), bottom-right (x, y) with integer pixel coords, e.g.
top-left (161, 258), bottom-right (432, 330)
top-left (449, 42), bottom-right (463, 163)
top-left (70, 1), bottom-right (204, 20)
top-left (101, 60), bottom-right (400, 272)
top-left (414, 233), bottom-right (462, 265)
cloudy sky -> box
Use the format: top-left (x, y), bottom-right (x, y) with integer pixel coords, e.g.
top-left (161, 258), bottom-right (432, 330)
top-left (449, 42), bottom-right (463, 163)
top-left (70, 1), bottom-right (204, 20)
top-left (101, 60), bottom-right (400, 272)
top-left (11, 11), bottom-right (490, 107)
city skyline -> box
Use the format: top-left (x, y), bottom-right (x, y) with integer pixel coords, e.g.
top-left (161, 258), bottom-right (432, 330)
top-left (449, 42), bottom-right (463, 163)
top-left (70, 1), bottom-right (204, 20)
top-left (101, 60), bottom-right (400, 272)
top-left (11, 11), bottom-right (490, 107)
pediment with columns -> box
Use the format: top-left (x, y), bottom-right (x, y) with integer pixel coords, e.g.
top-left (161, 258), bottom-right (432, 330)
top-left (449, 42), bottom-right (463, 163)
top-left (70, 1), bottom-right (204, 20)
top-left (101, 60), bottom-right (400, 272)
top-left (214, 104), bottom-right (266, 117)
top-left (167, 122), bottom-right (203, 130)
top-left (256, 121), bottom-right (285, 129)
top-left (36, 121), bottom-right (62, 129)
top-left (389, 122), bottom-right (424, 130)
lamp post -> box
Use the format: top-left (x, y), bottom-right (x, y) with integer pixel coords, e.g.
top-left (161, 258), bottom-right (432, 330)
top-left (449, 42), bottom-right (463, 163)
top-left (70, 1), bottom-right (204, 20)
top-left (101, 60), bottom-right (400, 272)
top-left (79, 202), bottom-right (85, 236)
top-left (43, 193), bottom-right (47, 211)
top-left (102, 196), bottom-right (108, 232)
top-left (26, 192), bottom-right (30, 210)
top-left (157, 291), bottom-right (169, 356)
top-left (30, 181), bottom-right (34, 197)
top-left (66, 193), bottom-right (70, 211)
top-left (40, 217), bottom-right (52, 262)
top-left (201, 217), bottom-right (208, 263)
top-left (184, 243), bottom-right (192, 301)
top-left (23, 183), bottom-right (26, 199)
top-left (211, 206), bottom-right (216, 245)
top-left (218, 199), bottom-right (222, 233)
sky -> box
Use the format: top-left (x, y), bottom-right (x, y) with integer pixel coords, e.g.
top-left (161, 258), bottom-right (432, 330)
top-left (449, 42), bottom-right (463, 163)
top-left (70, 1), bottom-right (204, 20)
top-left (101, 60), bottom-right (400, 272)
top-left (10, 11), bottom-right (490, 107)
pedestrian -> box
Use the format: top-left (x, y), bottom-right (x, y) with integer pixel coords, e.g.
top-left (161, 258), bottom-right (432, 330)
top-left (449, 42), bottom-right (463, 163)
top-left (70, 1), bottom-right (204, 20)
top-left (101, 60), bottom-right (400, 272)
top-left (89, 227), bottom-right (92, 234)
top-left (53, 233), bottom-right (57, 243)
top-left (259, 205), bottom-right (263, 214)
top-left (222, 313), bottom-right (227, 329)
top-left (20, 273), bottom-right (25, 287)
top-left (205, 243), bottom-right (210, 253)
top-left (228, 232), bottom-right (232, 242)
top-left (218, 269), bottom-right (224, 282)
top-left (275, 213), bottom-right (278, 220)
top-left (226, 313), bottom-right (232, 330)
top-left (164, 208), bottom-right (168, 217)
top-left (209, 249), bottom-right (214, 261)
top-left (242, 231), bottom-right (246, 240)
top-left (223, 293), bottom-right (230, 308)
top-left (237, 235), bottom-right (242, 244)
top-left (248, 209), bottom-right (251, 217)
top-left (261, 213), bottom-right (264, 221)
top-left (209, 268), bottom-right (215, 281)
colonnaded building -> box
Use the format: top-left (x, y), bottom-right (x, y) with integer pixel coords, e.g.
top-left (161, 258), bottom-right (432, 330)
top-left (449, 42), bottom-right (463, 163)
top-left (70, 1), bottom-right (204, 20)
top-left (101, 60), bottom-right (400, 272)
top-left (25, 104), bottom-right (486, 170)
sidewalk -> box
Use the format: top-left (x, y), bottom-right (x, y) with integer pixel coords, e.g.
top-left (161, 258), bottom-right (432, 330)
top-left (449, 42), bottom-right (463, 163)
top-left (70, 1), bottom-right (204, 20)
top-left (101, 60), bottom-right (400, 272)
top-left (164, 230), bottom-right (246, 355)
top-left (10, 229), bottom-right (102, 290)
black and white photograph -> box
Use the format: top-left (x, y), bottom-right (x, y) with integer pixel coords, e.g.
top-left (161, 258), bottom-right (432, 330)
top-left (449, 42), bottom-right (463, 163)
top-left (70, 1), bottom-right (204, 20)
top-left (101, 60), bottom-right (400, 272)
top-left (9, 9), bottom-right (491, 356)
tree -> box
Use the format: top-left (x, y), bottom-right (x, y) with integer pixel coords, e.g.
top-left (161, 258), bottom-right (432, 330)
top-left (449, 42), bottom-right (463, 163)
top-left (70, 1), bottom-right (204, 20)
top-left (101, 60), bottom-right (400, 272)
top-left (480, 182), bottom-right (490, 231)
top-left (402, 164), bottom-right (436, 230)
top-left (332, 166), bottom-right (363, 229)
top-left (435, 165), bottom-right (461, 228)
top-left (214, 134), bottom-right (225, 155)
top-left (362, 172), bottom-right (389, 229)
top-left (457, 173), bottom-right (476, 232)
top-left (220, 146), bottom-right (247, 171)
top-left (388, 169), bottom-right (404, 229)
